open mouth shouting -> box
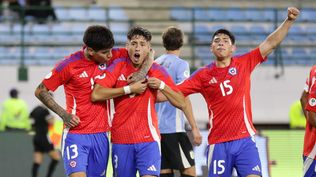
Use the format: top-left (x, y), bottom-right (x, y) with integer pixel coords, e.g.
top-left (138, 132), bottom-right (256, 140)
top-left (133, 53), bottom-right (141, 62)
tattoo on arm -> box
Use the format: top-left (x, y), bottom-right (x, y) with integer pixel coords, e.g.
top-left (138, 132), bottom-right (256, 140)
top-left (36, 83), bottom-right (69, 123)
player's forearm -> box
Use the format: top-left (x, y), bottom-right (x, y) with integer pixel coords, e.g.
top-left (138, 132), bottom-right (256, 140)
top-left (91, 84), bottom-right (125, 102)
top-left (300, 91), bottom-right (308, 118)
top-left (35, 83), bottom-right (68, 119)
top-left (160, 86), bottom-right (186, 109)
top-left (259, 19), bottom-right (294, 57)
top-left (183, 97), bottom-right (199, 130)
top-left (307, 111), bottom-right (316, 128)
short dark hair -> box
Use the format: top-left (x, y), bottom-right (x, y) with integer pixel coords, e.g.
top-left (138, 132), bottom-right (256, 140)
top-left (212, 28), bottom-right (235, 45)
top-left (162, 26), bottom-right (183, 51)
top-left (10, 88), bottom-right (18, 98)
top-left (83, 25), bottom-right (114, 51)
top-left (127, 26), bottom-right (152, 42)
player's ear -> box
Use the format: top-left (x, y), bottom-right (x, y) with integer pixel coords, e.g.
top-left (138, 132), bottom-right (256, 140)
top-left (231, 45), bottom-right (236, 52)
top-left (87, 47), bottom-right (95, 56)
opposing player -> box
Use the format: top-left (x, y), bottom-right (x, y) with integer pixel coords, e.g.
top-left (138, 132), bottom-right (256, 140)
top-left (91, 26), bottom-right (186, 177)
top-left (177, 7), bottom-right (300, 177)
top-left (155, 26), bottom-right (202, 177)
top-left (34, 25), bottom-right (150, 177)
top-left (300, 66), bottom-right (316, 177)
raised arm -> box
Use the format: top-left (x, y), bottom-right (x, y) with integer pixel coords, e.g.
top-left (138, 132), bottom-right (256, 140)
top-left (259, 7), bottom-right (300, 58)
top-left (34, 83), bottom-right (80, 128)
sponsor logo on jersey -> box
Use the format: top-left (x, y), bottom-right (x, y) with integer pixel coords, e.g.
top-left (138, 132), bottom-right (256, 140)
top-left (147, 165), bottom-right (157, 171)
top-left (118, 74), bottom-right (126, 81)
top-left (79, 71), bottom-right (88, 78)
top-left (70, 160), bottom-right (77, 168)
top-left (95, 73), bottom-right (106, 80)
top-left (209, 77), bottom-right (217, 84)
top-left (228, 67), bottom-right (237, 76)
top-left (309, 98), bottom-right (316, 107)
top-left (98, 63), bottom-right (107, 70)
top-left (45, 72), bottom-right (52, 79)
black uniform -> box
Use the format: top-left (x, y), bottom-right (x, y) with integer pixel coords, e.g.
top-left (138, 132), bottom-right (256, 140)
top-left (30, 106), bottom-right (54, 152)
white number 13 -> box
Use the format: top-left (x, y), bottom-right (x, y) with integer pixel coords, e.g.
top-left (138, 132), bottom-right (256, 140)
top-left (66, 144), bottom-right (78, 160)
top-left (219, 80), bottom-right (233, 96)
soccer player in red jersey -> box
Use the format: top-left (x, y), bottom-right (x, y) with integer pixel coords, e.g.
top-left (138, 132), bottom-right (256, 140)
top-left (34, 25), bottom-right (150, 177)
top-left (300, 65), bottom-right (316, 177)
top-left (91, 26), bottom-right (187, 177)
top-left (177, 7), bottom-right (300, 177)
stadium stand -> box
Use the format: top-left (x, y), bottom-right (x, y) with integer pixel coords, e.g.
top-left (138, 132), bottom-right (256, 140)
top-left (0, 4), bottom-right (315, 67)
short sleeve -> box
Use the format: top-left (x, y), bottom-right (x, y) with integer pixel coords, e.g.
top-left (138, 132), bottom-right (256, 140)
top-left (176, 60), bottom-right (190, 84)
top-left (42, 64), bottom-right (72, 91)
top-left (177, 68), bottom-right (204, 96)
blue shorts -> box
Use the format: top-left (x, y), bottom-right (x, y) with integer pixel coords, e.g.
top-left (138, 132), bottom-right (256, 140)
top-left (61, 131), bottom-right (110, 177)
top-left (206, 136), bottom-right (262, 177)
top-left (303, 156), bottom-right (316, 177)
top-left (112, 141), bottom-right (161, 177)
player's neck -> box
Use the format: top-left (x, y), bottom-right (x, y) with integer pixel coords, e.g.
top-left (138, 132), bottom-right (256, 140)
top-left (215, 57), bottom-right (231, 68)
top-left (83, 48), bottom-right (92, 61)
top-left (166, 50), bottom-right (180, 56)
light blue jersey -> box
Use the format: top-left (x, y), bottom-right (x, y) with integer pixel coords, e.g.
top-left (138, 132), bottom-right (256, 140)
top-left (155, 54), bottom-right (190, 133)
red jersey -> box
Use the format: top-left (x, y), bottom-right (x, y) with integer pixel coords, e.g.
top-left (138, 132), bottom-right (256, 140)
top-left (303, 65), bottom-right (316, 160)
top-left (178, 48), bottom-right (266, 144)
top-left (42, 48), bottom-right (127, 134)
top-left (96, 59), bottom-right (179, 144)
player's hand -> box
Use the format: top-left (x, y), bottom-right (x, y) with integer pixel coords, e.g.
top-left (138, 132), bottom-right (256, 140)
top-left (63, 113), bottom-right (80, 128)
top-left (147, 77), bottom-right (163, 90)
top-left (192, 128), bottom-right (202, 146)
top-left (127, 71), bottom-right (146, 84)
top-left (287, 7), bottom-right (300, 21)
top-left (130, 79), bottom-right (147, 94)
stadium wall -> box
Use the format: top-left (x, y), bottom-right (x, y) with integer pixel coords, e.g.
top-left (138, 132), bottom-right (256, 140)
top-left (0, 65), bottom-right (309, 125)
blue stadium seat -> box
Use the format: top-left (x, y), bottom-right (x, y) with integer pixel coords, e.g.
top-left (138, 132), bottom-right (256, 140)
top-left (249, 25), bottom-right (267, 34)
top-left (195, 47), bottom-right (211, 65)
top-left (109, 6), bottom-right (128, 20)
top-left (194, 8), bottom-right (210, 21)
top-left (68, 8), bottom-right (87, 21)
top-left (207, 9), bottom-right (226, 21)
top-left (262, 9), bottom-right (275, 22)
top-left (301, 9), bottom-right (316, 22)
top-left (244, 9), bottom-right (262, 21)
top-left (170, 7), bottom-right (192, 21)
top-left (210, 25), bottom-right (226, 32)
top-left (230, 25), bottom-right (247, 33)
top-left (87, 7), bottom-right (107, 21)
top-left (55, 7), bottom-right (70, 21)
top-left (194, 24), bottom-right (210, 33)
top-left (226, 9), bottom-right (246, 21)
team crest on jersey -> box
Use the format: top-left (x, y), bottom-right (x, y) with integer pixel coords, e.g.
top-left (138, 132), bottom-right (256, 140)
top-left (184, 70), bottom-right (190, 78)
top-left (309, 98), bottom-right (316, 107)
top-left (228, 67), bottom-right (237, 76)
top-left (44, 72), bottom-right (52, 79)
top-left (69, 160), bottom-right (76, 168)
top-left (98, 63), bottom-right (106, 70)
